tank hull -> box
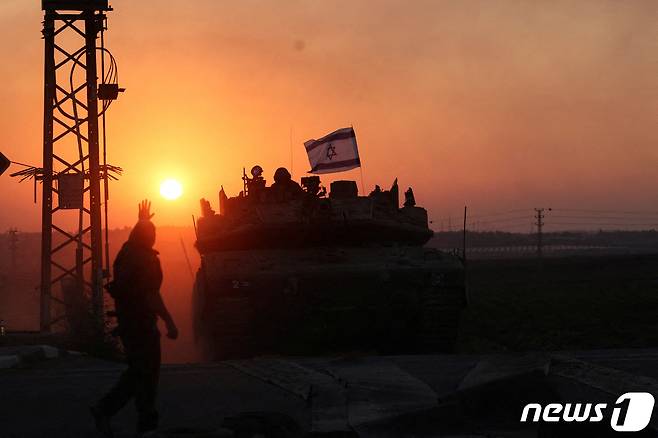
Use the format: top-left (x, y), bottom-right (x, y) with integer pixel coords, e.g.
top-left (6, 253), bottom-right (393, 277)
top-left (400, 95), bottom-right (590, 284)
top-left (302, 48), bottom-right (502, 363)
top-left (193, 246), bottom-right (466, 360)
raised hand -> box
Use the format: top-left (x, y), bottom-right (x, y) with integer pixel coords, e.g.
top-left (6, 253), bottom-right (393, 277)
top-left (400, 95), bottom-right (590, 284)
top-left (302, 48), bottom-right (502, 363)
top-left (138, 199), bottom-right (155, 221)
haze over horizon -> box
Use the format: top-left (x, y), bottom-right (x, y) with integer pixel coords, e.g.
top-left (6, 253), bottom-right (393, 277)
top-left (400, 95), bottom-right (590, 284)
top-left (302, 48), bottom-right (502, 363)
top-left (1, 0), bottom-right (657, 232)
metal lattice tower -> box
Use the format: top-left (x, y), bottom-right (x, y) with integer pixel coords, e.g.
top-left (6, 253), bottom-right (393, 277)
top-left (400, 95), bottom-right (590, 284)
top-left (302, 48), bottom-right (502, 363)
top-left (40, 0), bottom-right (118, 333)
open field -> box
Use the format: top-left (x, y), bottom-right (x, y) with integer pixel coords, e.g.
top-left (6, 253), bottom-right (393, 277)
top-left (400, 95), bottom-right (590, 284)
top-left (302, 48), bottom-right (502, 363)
top-left (458, 254), bottom-right (658, 353)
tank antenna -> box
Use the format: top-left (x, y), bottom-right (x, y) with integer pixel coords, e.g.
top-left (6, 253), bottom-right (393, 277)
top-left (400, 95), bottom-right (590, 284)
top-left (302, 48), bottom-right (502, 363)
top-left (289, 126), bottom-right (294, 179)
top-left (180, 235), bottom-right (194, 278)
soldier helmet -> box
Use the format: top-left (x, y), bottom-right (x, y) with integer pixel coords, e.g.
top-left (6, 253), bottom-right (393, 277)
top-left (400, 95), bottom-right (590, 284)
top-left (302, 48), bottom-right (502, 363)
top-left (273, 167), bottom-right (291, 183)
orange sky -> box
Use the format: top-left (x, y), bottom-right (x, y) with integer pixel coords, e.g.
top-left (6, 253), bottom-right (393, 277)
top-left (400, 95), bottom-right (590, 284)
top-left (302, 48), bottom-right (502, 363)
top-left (1, 0), bottom-right (657, 231)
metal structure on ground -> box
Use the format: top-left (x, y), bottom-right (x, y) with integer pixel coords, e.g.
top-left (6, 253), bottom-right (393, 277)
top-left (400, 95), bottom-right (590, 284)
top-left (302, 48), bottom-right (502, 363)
top-left (38, 0), bottom-right (121, 333)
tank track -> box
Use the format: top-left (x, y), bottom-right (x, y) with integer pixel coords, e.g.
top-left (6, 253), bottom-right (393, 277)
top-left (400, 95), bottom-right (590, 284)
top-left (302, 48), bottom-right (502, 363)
top-left (417, 277), bottom-right (465, 353)
top-left (195, 261), bottom-right (466, 359)
top-left (207, 295), bottom-right (255, 360)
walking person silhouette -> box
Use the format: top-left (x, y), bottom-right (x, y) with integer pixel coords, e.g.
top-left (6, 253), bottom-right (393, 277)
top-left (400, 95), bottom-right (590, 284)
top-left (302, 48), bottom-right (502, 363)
top-left (92, 200), bottom-right (178, 437)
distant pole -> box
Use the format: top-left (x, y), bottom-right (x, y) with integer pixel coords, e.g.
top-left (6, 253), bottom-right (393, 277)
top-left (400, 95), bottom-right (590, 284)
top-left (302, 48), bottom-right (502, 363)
top-left (462, 206), bottom-right (467, 262)
top-left (8, 228), bottom-right (18, 270)
top-left (535, 208), bottom-right (543, 257)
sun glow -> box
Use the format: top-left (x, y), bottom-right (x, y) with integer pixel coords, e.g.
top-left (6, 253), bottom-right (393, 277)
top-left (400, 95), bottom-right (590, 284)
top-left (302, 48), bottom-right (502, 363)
top-left (160, 178), bottom-right (183, 200)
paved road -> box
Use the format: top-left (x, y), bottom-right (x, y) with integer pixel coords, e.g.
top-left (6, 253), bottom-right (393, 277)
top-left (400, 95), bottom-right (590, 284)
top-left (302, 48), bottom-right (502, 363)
top-left (2, 349), bottom-right (658, 437)
top-left (0, 356), bottom-right (307, 437)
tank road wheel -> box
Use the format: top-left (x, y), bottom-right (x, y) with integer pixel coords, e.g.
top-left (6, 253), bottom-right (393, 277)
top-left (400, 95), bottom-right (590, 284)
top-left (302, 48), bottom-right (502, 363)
top-left (417, 273), bottom-right (466, 352)
top-left (192, 270), bottom-right (214, 360)
top-left (378, 288), bottom-right (421, 354)
top-left (209, 295), bottom-right (256, 360)
top-left (193, 270), bottom-right (256, 361)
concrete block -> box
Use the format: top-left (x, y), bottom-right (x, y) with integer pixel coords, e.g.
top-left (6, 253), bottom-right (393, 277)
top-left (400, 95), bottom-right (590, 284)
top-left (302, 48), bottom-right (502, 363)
top-left (0, 355), bottom-right (20, 369)
top-left (39, 345), bottom-right (59, 359)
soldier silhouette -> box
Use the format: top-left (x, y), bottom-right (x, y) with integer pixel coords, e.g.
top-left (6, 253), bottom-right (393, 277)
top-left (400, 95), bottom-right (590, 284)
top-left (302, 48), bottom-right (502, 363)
top-left (270, 167), bottom-right (303, 201)
top-left (92, 200), bottom-right (178, 437)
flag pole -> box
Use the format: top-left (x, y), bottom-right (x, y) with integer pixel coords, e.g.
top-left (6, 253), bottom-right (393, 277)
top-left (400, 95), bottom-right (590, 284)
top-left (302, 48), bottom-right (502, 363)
top-left (351, 123), bottom-right (366, 195)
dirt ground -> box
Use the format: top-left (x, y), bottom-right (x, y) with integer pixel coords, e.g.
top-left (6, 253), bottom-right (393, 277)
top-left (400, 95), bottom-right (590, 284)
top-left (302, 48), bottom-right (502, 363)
top-left (459, 254), bottom-right (658, 352)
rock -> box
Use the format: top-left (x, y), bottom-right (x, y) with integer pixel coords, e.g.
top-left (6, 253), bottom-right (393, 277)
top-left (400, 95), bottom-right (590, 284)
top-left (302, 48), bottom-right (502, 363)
top-left (0, 355), bottom-right (20, 369)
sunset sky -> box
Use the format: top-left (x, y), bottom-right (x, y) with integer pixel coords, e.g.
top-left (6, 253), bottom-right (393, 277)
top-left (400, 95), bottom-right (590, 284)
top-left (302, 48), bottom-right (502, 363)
top-left (1, 0), bottom-right (656, 232)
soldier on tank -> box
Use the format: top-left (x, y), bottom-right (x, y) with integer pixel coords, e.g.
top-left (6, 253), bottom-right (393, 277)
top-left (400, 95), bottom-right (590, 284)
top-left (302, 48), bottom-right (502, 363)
top-left (404, 187), bottom-right (416, 207)
top-left (270, 167), bottom-right (304, 201)
top-left (91, 199), bottom-right (178, 438)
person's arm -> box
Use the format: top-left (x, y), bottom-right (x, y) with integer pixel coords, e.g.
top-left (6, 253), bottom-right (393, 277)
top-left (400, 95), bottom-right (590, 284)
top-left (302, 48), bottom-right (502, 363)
top-left (137, 198), bottom-right (178, 339)
top-left (152, 291), bottom-right (178, 340)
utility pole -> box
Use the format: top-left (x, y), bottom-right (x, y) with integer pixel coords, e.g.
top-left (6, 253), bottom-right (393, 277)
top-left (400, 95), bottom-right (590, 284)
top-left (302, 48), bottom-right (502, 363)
top-left (534, 208), bottom-right (551, 258)
top-left (7, 228), bottom-right (18, 271)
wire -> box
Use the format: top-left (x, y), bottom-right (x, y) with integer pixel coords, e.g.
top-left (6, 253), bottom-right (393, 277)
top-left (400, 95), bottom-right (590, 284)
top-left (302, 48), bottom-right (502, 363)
top-left (547, 222), bottom-right (658, 227)
top-left (101, 27), bottom-right (111, 280)
top-left (551, 208), bottom-right (658, 215)
top-left (10, 160), bottom-right (36, 168)
top-left (468, 208), bottom-right (532, 219)
top-left (476, 216), bottom-right (534, 224)
top-left (434, 209), bottom-right (532, 223)
top-left (550, 215), bottom-right (658, 221)
top-left (54, 47), bottom-right (118, 121)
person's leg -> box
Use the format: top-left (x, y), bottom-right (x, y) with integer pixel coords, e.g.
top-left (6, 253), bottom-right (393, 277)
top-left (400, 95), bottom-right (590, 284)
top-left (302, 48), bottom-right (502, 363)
top-left (92, 336), bottom-right (139, 437)
top-left (97, 336), bottom-right (141, 415)
top-left (97, 361), bottom-right (139, 415)
top-left (135, 333), bottom-right (161, 433)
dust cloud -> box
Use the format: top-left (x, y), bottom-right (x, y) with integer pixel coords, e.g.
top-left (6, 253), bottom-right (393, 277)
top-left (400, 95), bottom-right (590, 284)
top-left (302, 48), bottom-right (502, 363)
top-left (0, 227), bottom-right (202, 363)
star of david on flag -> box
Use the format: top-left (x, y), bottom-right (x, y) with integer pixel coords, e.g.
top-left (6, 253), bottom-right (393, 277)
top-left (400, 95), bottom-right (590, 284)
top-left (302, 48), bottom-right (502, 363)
top-left (304, 127), bottom-right (361, 174)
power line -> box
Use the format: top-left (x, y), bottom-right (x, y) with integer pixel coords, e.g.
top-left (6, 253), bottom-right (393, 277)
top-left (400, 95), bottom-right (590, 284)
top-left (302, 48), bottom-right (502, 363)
top-left (547, 222), bottom-right (658, 227)
top-left (552, 208), bottom-right (658, 215)
top-left (434, 208), bottom-right (532, 222)
top-left (437, 207), bottom-right (658, 232)
top-left (550, 215), bottom-right (658, 221)
top-left (468, 208), bottom-right (532, 219)
top-left (477, 215), bottom-right (534, 224)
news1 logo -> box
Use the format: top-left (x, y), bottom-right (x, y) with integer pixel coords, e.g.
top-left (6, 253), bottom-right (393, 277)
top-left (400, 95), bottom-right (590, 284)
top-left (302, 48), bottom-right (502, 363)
top-left (520, 392), bottom-right (655, 432)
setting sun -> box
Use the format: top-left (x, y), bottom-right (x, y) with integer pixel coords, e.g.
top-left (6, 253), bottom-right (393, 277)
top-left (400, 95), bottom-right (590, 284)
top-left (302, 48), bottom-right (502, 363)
top-left (160, 178), bottom-right (183, 200)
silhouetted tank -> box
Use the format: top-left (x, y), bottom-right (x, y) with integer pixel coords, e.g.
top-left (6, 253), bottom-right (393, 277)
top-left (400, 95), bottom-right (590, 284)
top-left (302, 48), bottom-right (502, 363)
top-left (193, 169), bottom-right (466, 360)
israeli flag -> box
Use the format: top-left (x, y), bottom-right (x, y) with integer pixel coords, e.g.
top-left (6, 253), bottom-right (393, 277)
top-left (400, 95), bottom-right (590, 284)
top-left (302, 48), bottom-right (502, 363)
top-left (304, 127), bottom-right (361, 174)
